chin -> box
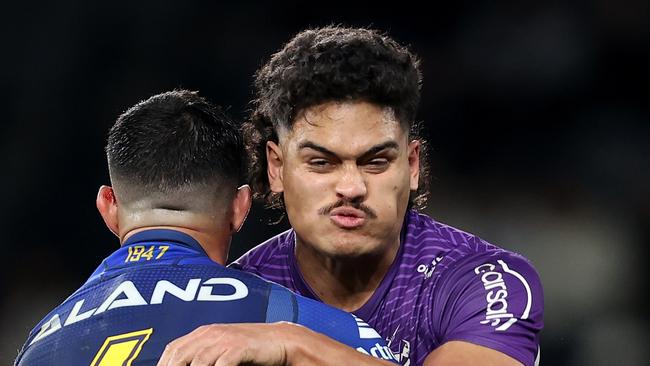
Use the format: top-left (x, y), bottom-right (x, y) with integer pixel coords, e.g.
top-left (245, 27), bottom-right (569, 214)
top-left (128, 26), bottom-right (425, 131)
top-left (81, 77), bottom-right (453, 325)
top-left (319, 232), bottom-right (381, 258)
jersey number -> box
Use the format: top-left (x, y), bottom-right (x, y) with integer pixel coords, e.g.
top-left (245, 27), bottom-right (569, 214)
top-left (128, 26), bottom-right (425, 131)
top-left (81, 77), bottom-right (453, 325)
top-left (91, 328), bottom-right (153, 366)
top-left (126, 245), bottom-right (169, 262)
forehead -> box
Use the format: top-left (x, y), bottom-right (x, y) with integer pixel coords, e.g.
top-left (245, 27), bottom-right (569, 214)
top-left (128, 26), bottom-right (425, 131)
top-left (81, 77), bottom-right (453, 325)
top-left (280, 101), bottom-right (407, 154)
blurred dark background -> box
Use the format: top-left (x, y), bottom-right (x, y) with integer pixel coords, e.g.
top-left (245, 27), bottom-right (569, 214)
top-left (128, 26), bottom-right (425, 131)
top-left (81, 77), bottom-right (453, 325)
top-left (1, 1), bottom-right (648, 364)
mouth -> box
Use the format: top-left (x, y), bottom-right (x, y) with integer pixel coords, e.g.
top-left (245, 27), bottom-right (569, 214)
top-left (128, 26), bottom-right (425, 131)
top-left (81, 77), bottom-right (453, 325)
top-left (329, 207), bottom-right (367, 229)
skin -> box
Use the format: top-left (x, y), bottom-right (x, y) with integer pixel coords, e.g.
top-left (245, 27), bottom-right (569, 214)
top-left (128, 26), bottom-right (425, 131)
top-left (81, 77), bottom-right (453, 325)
top-left (99, 178), bottom-right (390, 366)
top-left (96, 183), bottom-right (251, 267)
top-left (267, 101), bottom-right (419, 311)
top-left (157, 322), bottom-right (395, 366)
top-left (158, 101), bottom-right (523, 366)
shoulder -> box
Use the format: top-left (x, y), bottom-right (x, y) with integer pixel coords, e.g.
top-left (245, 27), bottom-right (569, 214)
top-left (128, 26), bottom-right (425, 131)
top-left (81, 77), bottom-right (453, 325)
top-left (230, 229), bottom-right (294, 273)
top-left (398, 210), bottom-right (506, 284)
top-left (412, 220), bottom-right (543, 366)
top-left (286, 287), bottom-right (396, 362)
top-left (403, 210), bottom-right (500, 253)
top-left (434, 248), bottom-right (543, 321)
top-left (406, 210), bottom-right (543, 320)
top-left (403, 212), bottom-right (544, 360)
top-left (402, 210), bottom-right (537, 277)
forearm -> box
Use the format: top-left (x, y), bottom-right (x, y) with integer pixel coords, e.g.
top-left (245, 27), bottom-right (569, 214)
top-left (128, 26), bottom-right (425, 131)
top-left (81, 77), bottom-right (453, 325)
top-left (278, 322), bottom-right (394, 366)
top-left (423, 341), bottom-right (524, 366)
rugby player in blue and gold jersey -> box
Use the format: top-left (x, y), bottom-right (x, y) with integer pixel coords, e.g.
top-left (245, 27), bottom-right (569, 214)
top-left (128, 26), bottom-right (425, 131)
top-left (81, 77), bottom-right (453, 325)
top-left (14, 90), bottom-right (395, 365)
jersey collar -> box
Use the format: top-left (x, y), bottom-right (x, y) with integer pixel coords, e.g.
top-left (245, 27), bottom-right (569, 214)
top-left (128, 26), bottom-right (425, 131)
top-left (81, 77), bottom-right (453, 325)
top-left (123, 229), bottom-right (208, 256)
top-left (287, 210), bottom-right (412, 319)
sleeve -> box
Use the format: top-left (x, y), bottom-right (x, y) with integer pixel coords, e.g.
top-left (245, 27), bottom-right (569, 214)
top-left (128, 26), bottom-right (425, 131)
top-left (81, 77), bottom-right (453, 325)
top-left (431, 250), bottom-right (544, 366)
top-left (268, 285), bottom-right (398, 363)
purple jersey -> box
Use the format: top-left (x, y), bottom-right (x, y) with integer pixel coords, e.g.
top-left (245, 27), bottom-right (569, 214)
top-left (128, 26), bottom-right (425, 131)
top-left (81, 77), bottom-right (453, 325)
top-left (231, 210), bottom-right (544, 366)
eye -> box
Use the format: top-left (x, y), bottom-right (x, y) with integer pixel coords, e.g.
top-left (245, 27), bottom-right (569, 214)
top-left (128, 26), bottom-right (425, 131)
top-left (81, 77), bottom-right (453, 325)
top-left (307, 158), bottom-right (335, 171)
top-left (363, 158), bottom-right (390, 172)
top-left (309, 158), bottom-right (331, 166)
top-left (367, 158), bottom-right (389, 166)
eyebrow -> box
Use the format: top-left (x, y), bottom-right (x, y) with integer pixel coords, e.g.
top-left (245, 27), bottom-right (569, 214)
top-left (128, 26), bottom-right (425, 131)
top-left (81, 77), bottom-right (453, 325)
top-left (298, 141), bottom-right (399, 160)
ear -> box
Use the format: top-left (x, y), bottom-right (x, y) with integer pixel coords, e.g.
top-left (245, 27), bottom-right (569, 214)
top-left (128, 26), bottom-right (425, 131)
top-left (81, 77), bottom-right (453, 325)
top-left (96, 185), bottom-right (119, 237)
top-left (408, 140), bottom-right (421, 191)
top-left (266, 141), bottom-right (284, 193)
top-left (230, 185), bottom-right (252, 233)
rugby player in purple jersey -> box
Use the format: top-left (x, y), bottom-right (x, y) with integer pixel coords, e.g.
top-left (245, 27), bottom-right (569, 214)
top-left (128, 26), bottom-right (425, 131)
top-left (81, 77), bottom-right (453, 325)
top-left (159, 26), bottom-right (543, 366)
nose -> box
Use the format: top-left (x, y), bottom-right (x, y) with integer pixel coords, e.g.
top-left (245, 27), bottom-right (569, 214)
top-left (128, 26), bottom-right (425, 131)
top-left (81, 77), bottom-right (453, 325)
top-left (335, 165), bottom-right (367, 201)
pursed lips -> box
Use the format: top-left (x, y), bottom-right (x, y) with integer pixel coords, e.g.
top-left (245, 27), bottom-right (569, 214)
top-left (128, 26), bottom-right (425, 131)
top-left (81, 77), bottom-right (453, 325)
top-left (329, 206), bottom-right (367, 229)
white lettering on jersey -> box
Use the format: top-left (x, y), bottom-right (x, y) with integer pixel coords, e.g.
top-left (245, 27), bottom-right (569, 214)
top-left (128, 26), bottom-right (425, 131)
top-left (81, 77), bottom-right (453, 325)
top-left (95, 281), bottom-right (148, 314)
top-left (356, 343), bottom-right (397, 362)
top-left (197, 278), bottom-right (248, 301)
top-left (64, 299), bottom-right (96, 326)
top-left (474, 260), bottom-right (532, 331)
top-left (151, 278), bottom-right (201, 304)
top-left (29, 314), bottom-right (61, 345)
top-left (28, 277), bottom-right (249, 345)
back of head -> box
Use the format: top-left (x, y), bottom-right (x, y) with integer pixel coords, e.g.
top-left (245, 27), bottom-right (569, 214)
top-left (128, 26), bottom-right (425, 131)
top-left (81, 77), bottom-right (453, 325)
top-left (107, 90), bottom-right (245, 213)
top-left (245, 25), bottom-right (429, 209)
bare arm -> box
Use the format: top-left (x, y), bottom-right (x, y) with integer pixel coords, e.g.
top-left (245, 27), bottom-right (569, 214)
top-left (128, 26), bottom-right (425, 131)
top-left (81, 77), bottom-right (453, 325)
top-left (157, 323), bottom-right (527, 366)
top-left (157, 322), bottom-right (395, 366)
top-left (423, 341), bottom-right (523, 366)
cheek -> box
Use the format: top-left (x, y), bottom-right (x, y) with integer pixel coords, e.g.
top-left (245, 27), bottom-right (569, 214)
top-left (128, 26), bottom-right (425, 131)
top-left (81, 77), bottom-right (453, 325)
top-left (283, 168), bottom-right (330, 210)
top-left (368, 173), bottom-right (411, 214)
top-left (373, 171), bottom-right (410, 198)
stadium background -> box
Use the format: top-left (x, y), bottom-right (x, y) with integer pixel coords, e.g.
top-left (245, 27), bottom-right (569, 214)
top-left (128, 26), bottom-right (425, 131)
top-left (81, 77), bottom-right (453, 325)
top-left (1, 1), bottom-right (648, 365)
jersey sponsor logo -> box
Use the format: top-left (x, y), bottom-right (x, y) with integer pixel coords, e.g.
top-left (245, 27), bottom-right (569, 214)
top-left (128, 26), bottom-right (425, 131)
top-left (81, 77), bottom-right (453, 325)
top-left (356, 343), bottom-right (398, 362)
top-left (29, 277), bottom-right (248, 345)
top-left (91, 328), bottom-right (153, 366)
top-left (474, 260), bottom-right (533, 331)
top-left (417, 256), bottom-right (443, 279)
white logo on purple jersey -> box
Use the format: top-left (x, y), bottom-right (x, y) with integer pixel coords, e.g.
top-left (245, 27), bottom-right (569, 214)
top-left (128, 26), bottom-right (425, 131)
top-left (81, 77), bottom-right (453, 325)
top-left (387, 326), bottom-right (411, 365)
top-left (474, 260), bottom-right (533, 331)
top-left (416, 256), bottom-right (443, 279)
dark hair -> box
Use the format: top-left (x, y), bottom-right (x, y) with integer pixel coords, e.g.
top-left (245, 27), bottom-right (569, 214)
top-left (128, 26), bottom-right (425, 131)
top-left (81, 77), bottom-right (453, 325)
top-left (244, 26), bottom-right (430, 210)
top-left (107, 90), bottom-right (245, 202)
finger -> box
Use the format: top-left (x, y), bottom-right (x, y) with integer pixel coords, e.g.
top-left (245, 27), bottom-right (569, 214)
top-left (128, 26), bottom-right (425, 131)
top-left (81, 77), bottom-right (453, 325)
top-left (188, 345), bottom-right (229, 366)
top-left (157, 341), bottom-right (184, 366)
top-left (158, 325), bottom-right (220, 366)
top-left (213, 348), bottom-right (248, 366)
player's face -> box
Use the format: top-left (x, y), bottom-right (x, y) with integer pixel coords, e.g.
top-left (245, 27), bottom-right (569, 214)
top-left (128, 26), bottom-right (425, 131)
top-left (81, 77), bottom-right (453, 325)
top-left (268, 101), bottom-right (420, 258)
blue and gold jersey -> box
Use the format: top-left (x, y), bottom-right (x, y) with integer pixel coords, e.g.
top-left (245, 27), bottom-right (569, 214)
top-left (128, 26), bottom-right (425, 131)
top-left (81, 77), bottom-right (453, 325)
top-left (15, 229), bottom-right (396, 365)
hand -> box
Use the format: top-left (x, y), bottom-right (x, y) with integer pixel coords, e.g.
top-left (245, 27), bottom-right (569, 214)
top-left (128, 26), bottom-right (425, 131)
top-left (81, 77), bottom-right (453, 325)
top-left (157, 322), bottom-right (294, 366)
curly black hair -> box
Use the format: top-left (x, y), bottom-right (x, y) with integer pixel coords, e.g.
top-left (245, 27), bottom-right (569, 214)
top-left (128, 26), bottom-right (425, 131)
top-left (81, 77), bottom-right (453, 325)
top-left (244, 26), bottom-right (430, 210)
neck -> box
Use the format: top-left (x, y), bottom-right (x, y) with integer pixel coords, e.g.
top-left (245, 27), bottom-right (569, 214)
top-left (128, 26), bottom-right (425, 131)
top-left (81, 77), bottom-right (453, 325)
top-left (294, 236), bottom-right (400, 312)
top-left (122, 226), bottom-right (230, 265)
